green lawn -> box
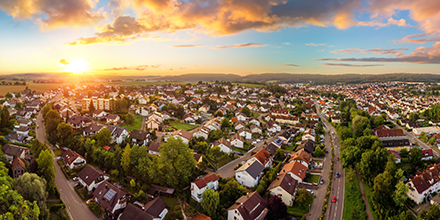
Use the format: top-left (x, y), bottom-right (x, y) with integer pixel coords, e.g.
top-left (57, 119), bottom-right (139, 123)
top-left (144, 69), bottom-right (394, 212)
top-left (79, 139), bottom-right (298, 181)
top-left (343, 169), bottom-right (367, 220)
top-left (288, 195), bottom-right (314, 217)
top-left (305, 174), bottom-right (321, 184)
top-left (170, 122), bottom-right (199, 131)
top-left (232, 147), bottom-right (248, 153)
top-left (284, 145), bottom-right (296, 151)
top-left (120, 115), bottom-right (143, 131)
top-left (54, 149), bottom-right (62, 157)
top-left (217, 157), bottom-right (233, 168)
top-left (363, 183), bottom-right (380, 220)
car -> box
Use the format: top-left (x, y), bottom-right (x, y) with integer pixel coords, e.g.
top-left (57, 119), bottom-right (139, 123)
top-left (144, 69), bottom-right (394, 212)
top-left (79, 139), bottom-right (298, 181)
top-left (57, 156), bottom-right (63, 160)
top-left (73, 183), bottom-right (80, 188)
top-left (336, 172), bottom-right (340, 178)
top-left (73, 177), bottom-right (78, 181)
top-left (37, 125), bottom-right (39, 129)
top-left (320, 179), bottom-right (324, 184)
top-left (332, 196), bottom-right (336, 203)
top-left (337, 156), bottom-right (339, 161)
top-left (306, 189), bottom-right (314, 195)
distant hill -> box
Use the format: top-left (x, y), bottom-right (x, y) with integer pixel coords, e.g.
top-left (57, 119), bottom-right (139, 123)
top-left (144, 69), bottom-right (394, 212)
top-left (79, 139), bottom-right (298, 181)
top-left (159, 73), bottom-right (440, 84)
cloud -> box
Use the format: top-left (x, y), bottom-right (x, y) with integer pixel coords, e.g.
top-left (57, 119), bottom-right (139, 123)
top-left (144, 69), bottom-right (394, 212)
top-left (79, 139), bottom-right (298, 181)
top-left (104, 64), bottom-right (161, 71)
top-left (357, 17), bottom-right (411, 28)
top-left (171, 44), bottom-right (204, 48)
top-left (282, 64), bottom-right (300, 67)
top-left (330, 48), bottom-right (408, 55)
top-left (322, 63), bottom-right (384, 67)
top-left (306, 43), bottom-right (327, 46)
top-left (180, 67), bottom-right (187, 69)
top-left (211, 43), bottom-right (268, 49)
top-left (317, 42), bottom-right (440, 64)
top-left (397, 33), bottom-right (440, 44)
top-left (283, 42), bottom-right (291, 45)
top-left (0, 0), bottom-right (106, 30)
top-left (59, 59), bottom-right (70, 65)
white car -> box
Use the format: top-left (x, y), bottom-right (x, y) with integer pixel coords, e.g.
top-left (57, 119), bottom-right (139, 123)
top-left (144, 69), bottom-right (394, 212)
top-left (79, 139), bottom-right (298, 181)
top-left (306, 189), bottom-right (314, 195)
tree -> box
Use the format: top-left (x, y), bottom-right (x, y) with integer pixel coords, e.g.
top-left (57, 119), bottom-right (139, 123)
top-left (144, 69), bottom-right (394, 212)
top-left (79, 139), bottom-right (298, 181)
top-left (294, 188), bottom-right (311, 209)
top-left (429, 137), bottom-right (436, 145)
top-left (409, 112), bottom-right (419, 122)
top-left (341, 145), bottom-right (362, 168)
top-left (130, 179), bottom-right (136, 188)
top-left (201, 189), bottom-right (220, 217)
top-left (1, 106), bottom-right (10, 128)
top-left (121, 144), bottom-right (132, 173)
top-left (95, 127), bottom-right (111, 147)
top-left (399, 148), bottom-right (409, 158)
top-left (192, 141), bottom-right (209, 154)
top-left (88, 101), bottom-right (96, 113)
top-left (337, 126), bottom-right (352, 141)
top-left (125, 113), bottom-right (135, 125)
top-left (393, 181), bottom-right (408, 208)
top-left (420, 132), bottom-right (428, 143)
top-left (363, 127), bottom-right (372, 136)
top-left (88, 89), bottom-right (93, 98)
top-left (56, 122), bottom-right (74, 147)
top-left (30, 139), bottom-right (50, 158)
top-left (219, 179), bottom-right (247, 207)
top-left (37, 150), bottom-right (55, 190)
top-left (267, 195), bottom-right (287, 220)
top-left (410, 147), bottom-right (422, 167)
top-left (353, 115), bottom-right (370, 137)
top-left (221, 117), bottom-right (230, 129)
top-left (314, 146), bottom-right (324, 157)
top-left (358, 146), bottom-right (389, 185)
top-left (156, 137), bottom-right (196, 188)
top-left (241, 107), bottom-right (251, 117)
top-left (45, 110), bottom-right (61, 143)
top-left (420, 204), bottom-right (440, 220)
top-left (15, 173), bottom-right (47, 203)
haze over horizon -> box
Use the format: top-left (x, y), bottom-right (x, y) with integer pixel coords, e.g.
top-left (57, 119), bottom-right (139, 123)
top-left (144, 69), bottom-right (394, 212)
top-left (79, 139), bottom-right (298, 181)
top-left (1, 0), bottom-right (440, 75)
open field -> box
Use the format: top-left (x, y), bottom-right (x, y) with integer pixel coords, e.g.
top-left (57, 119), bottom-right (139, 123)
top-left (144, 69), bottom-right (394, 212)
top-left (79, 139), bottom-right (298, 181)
top-left (233, 83), bottom-right (265, 88)
top-left (120, 115), bottom-right (143, 131)
top-left (342, 169), bottom-right (367, 220)
top-left (170, 122), bottom-right (198, 131)
top-left (0, 82), bottom-right (64, 95)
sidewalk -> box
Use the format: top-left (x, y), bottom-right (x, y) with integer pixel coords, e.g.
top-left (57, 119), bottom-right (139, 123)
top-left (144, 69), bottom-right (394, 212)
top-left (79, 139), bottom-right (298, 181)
top-left (356, 168), bottom-right (374, 220)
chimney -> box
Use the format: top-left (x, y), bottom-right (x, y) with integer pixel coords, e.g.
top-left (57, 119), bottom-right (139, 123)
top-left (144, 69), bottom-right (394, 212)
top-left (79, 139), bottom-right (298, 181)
top-left (246, 192), bottom-right (249, 198)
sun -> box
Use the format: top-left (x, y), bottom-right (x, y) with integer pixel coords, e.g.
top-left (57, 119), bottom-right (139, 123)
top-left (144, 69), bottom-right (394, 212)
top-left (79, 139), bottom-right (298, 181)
top-left (63, 59), bottom-right (90, 74)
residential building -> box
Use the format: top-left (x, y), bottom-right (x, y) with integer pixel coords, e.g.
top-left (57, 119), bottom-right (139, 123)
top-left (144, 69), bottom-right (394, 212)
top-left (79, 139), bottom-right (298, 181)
top-left (227, 192), bottom-right (268, 220)
top-left (279, 161), bottom-right (308, 183)
top-left (235, 160), bottom-right (265, 188)
top-left (267, 173), bottom-right (298, 206)
top-left (129, 129), bottom-right (151, 146)
top-left (93, 181), bottom-right (128, 217)
top-left (61, 149), bottom-right (86, 169)
top-left (77, 165), bottom-right (109, 192)
top-left (191, 173), bottom-right (219, 203)
top-left (12, 157), bottom-right (26, 179)
top-left (2, 144), bottom-right (30, 163)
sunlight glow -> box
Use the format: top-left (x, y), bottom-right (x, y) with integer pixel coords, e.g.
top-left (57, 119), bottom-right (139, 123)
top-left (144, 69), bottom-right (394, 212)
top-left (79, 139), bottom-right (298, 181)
top-left (63, 59), bottom-right (90, 74)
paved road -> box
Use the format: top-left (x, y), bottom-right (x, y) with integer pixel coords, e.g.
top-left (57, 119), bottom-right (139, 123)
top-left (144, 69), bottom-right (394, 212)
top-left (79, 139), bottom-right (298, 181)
top-left (215, 135), bottom-right (278, 178)
top-left (37, 110), bottom-right (99, 220)
top-left (316, 103), bottom-right (345, 220)
top-left (308, 128), bottom-right (332, 220)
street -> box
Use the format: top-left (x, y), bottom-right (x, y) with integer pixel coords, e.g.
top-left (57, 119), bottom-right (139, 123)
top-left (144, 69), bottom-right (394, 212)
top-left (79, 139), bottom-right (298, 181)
top-left (36, 110), bottom-right (99, 220)
top-left (316, 103), bottom-right (345, 220)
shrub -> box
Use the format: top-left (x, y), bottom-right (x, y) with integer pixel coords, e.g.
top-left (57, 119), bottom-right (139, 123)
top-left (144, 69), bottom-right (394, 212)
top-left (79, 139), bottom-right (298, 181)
top-left (88, 201), bottom-right (101, 216)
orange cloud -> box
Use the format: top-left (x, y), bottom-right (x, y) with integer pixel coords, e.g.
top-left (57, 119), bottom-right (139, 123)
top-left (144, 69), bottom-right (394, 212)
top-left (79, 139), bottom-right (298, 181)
top-left (330, 48), bottom-right (408, 55)
top-left (211, 43), bottom-right (268, 49)
top-left (0, 0), bottom-right (105, 30)
top-left (104, 64), bottom-right (161, 71)
top-left (322, 63), bottom-right (384, 67)
top-left (171, 44), bottom-right (205, 48)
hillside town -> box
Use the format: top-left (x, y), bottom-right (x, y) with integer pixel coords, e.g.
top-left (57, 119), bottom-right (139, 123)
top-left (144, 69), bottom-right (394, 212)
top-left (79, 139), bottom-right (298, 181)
top-left (3, 81), bottom-right (440, 220)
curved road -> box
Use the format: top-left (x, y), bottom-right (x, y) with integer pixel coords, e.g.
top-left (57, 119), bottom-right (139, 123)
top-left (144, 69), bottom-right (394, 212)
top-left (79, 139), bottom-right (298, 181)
top-left (316, 103), bottom-right (345, 220)
top-left (36, 110), bottom-right (99, 220)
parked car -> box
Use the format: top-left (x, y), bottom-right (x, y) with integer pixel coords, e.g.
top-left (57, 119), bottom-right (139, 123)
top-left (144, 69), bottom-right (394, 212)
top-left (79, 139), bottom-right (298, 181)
top-left (320, 179), bottom-right (324, 184)
top-left (336, 172), bottom-right (340, 178)
top-left (337, 156), bottom-right (339, 161)
top-left (306, 189), bottom-right (314, 195)
top-left (332, 196), bottom-right (336, 203)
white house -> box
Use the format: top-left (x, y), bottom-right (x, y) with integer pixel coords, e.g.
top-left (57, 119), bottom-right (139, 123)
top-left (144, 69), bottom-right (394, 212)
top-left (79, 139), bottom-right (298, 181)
top-left (279, 161), bottom-right (307, 183)
top-left (61, 149), bottom-right (86, 169)
top-left (230, 134), bottom-right (244, 148)
top-left (238, 128), bottom-right (252, 140)
top-left (135, 107), bottom-right (149, 117)
top-left (77, 165), bottom-right (109, 192)
top-left (267, 173), bottom-right (298, 206)
top-left (407, 164), bottom-right (440, 204)
top-left (106, 114), bottom-right (120, 125)
top-left (93, 181), bottom-right (127, 217)
top-left (227, 192), bottom-right (268, 220)
top-left (110, 126), bottom-right (129, 144)
top-left (235, 160), bottom-right (265, 188)
top-left (190, 173), bottom-right (219, 203)
top-left (213, 138), bottom-right (232, 154)
top-left (192, 126), bottom-right (210, 140)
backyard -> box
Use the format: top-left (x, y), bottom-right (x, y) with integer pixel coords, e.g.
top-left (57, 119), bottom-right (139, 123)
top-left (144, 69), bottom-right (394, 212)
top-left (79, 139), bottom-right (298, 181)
top-left (170, 122), bottom-right (199, 131)
top-left (304, 173), bottom-right (320, 184)
top-left (288, 195), bottom-right (314, 218)
top-left (120, 115), bottom-right (143, 131)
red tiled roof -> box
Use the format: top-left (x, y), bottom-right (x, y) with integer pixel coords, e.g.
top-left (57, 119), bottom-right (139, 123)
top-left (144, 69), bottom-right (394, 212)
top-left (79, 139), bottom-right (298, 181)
top-left (191, 173), bottom-right (219, 189)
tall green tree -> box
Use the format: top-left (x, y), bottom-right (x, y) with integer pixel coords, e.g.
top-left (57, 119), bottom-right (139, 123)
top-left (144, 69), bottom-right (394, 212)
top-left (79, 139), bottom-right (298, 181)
top-left (15, 173), bottom-right (49, 219)
top-left (341, 145), bottom-right (362, 168)
top-left (88, 101), bottom-right (95, 114)
top-left (393, 181), bottom-right (408, 208)
top-left (36, 150), bottom-right (55, 190)
top-left (30, 139), bottom-right (49, 158)
top-left (1, 106), bottom-right (10, 128)
top-left (56, 122), bottom-right (74, 147)
top-left (121, 143), bottom-right (132, 173)
top-left (155, 137), bottom-right (196, 188)
top-left (95, 127), bottom-right (111, 147)
top-left (353, 115), bottom-right (371, 137)
top-left (125, 113), bottom-right (135, 125)
top-left (201, 189), bottom-right (220, 217)
top-left (410, 147), bottom-right (422, 167)
top-left (219, 179), bottom-right (247, 208)
top-left (44, 110), bottom-right (61, 143)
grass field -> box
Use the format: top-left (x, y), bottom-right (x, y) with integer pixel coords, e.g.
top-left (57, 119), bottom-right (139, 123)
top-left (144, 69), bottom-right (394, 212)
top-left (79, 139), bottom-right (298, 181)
top-left (343, 169), bottom-right (367, 220)
top-left (0, 82), bottom-right (65, 95)
top-left (364, 183), bottom-right (380, 220)
top-left (170, 122), bottom-right (198, 131)
top-left (288, 195), bottom-right (314, 217)
top-left (305, 174), bottom-right (321, 184)
top-left (120, 115), bottom-right (143, 131)
top-left (233, 83), bottom-right (265, 88)
top-left (232, 147), bottom-right (248, 153)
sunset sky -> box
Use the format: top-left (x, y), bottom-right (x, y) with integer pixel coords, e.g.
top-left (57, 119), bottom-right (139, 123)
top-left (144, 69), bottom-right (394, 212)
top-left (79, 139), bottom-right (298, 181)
top-left (1, 0), bottom-right (439, 75)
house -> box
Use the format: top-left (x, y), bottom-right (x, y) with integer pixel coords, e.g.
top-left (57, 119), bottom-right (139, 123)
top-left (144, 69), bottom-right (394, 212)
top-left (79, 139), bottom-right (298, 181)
top-left (16, 126), bottom-right (31, 137)
top-left (238, 128), bottom-right (252, 140)
top-left (110, 126), bottom-right (129, 144)
top-left (189, 214), bottom-right (211, 220)
top-left (12, 157), bottom-right (26, 179)
top-left (146, 117), bottom-right (160, 130)
top-left (301, 129), bottom-right (315, 141)
top-left (93, 110), bottom-right (108, 119)
top-left (375, 129), bottom-right (409, 148)
top-left (17, 119), bottom-right (32, 127)
top-left (234, 121), bottom-right (246, 131)
top-left (2, 144), bottom-right (30, 163)
top-left (236, 112), bottom-right (247, 122)
top-left (191, 173), bottom-right (219, 203)
top-left (264, 143), bottom-right (278, 157)
top-left (296, 139), bottom-right (317, 154)
top-left (267, 173), bottom-right (298, 206)
top-left (422, 149), bottom-right (434, 161)
top-left (249, 118), bottom-right (260, 127)
top-left (192, 126), bottom-right (210, 140)
top-left (227, 192), bottom-right (268, 220)
top-left (213, 138), bottom-right (232, 154)
top-left (247, 148), bottom-right (272, 168)
top-left (5, 133), bottom-right (24, 143)
top-left (68, 115), bottom-right (92, 129)
top-left (129, 129), bottom-right (151, 146)
top-left (266, 121), bottom-right (281, 134)
top-left (167, 129), bottom-right (192, 145)
top-left (199, 104), bottom-right (210, 113)
top-left (93, 181), bottom-right (128, 217)
top-left (407, 163), bottom-right (440, 204)
top-left (135, 107), bottom-right (149, 117)
top-left (288, 150), bottom-right (312, 167)
top-left (149, 112), bottom-right (164, 124)
top-left (230, 133), bottom-right (245, 148)
top-left (107, 114), bottom-right (120, 125)
top-left (83, 123), bottom-right (105, 136)
top-left (250, 124), bottom-right (262, 134)
top-left (183, 113), bottom-right (197, 124)
top-left (61, 149), bottom-right (86, 169)
top-left (235, 160), bottom-right (265, 187)
top-left (388, 150), bottom-right (401, 163)
top-left (77, 165), bottom-right (109, 191)
top-left (16, 110), bottom-right (32, 120)
top-left (259, 105), bottom-right (271, 112)
top-left (118, 199), bottom-right (168, 220)
top-left (279, 161), bottom-right (308, 183)
top-left (148, 141), bottom-right (161, 156)
top-left (138, 97), bottom-right (149, 105)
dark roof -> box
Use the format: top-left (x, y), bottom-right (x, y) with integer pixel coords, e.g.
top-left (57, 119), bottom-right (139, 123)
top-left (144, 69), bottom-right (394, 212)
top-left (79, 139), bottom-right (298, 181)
top-left (112, 126), bottom-right (128, 138)
top-left (84, 123), bottom-right (104, 133)
top-left (107, 114), bottom-right (119, 120)
top-left (61, 149), bottom-right (84, 166)
top-left (376, 129), bottom-right (405, 137)
top-left (144, 197), bottom-right (167, 218)
top-left (119, 203), bottom-right (153, 220)
top-left (298, 139), bottom-right (316, 154)
top-left (267, 173), bottom-right (298, 195)
top-left (227, 192), bottom-right (268, 220)
top-left (6, 133), bottom-right (24, 142)
top-left (149, 141), bottom-right (161, 153)
top-left (77, 165), bottom-right (104, 186)
top-left (236, 160), bottom-right (265, 179)
top-left (93, 181), bottom-right (127, 214)
top-left (130, 129), bottom-right (149, 140)
top-left (264, 143), bottom-right (278, 156)
top-left (2, 144), bottom-right (29, 157)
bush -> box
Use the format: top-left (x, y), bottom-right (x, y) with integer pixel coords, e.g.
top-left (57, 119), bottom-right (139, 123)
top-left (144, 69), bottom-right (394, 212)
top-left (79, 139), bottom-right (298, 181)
top-left (49, 203), bottom-right (66, 212)
top-left (88, 201), bottom-right (101, 216)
